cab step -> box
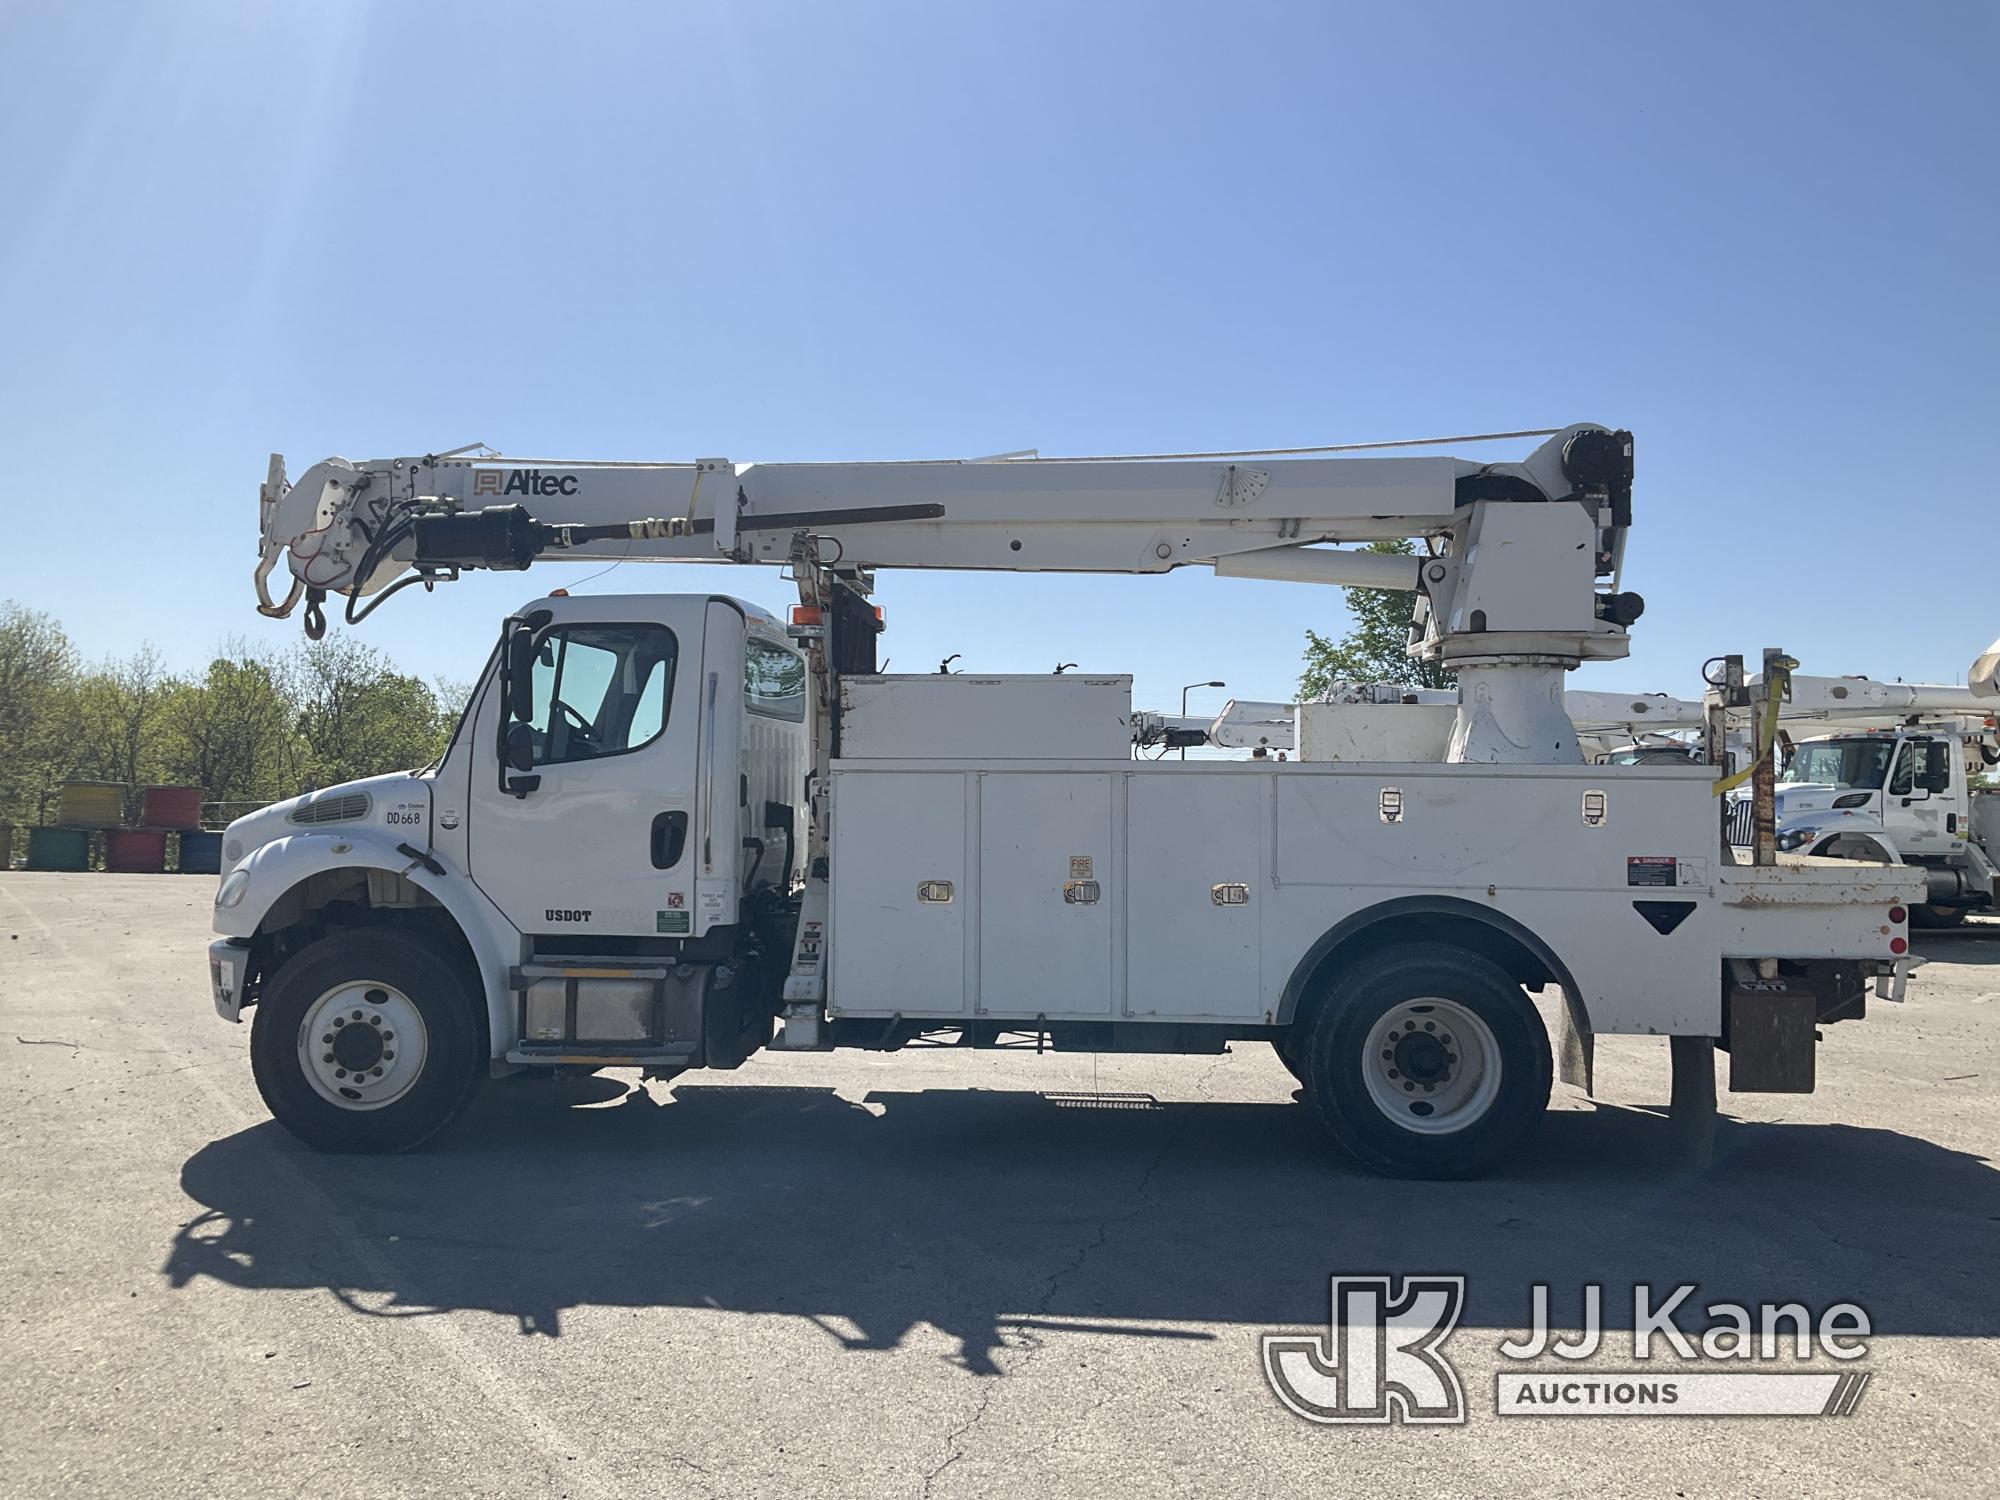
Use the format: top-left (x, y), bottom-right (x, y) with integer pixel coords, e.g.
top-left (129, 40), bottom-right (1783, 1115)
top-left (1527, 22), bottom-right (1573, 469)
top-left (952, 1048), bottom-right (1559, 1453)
top-left (511, 957), bottom-right (703, 1056)
top-left (505, 1046), bottom-right (695, 1067)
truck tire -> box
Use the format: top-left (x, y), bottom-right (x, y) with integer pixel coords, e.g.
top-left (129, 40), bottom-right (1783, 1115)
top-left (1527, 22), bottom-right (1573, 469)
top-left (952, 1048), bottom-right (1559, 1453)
top-left (1911, 904), bottom-right (1968, 929)
top-left (1301, 943), bottom-right (1551, 1179)
top-left (250, 929), bottom-right (485, 1153)
top-left (1271, 1036), bottom-right (1308, 1088)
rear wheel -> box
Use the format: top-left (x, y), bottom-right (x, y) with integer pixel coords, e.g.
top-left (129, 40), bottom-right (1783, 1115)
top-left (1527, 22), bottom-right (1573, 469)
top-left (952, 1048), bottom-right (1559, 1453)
top-left (251, 930), bottom-right (485, 1152)
top-left (1301, 943), bottom-right (1552, 1179)
top-left (1911, 904), bottom-right (1968, 929)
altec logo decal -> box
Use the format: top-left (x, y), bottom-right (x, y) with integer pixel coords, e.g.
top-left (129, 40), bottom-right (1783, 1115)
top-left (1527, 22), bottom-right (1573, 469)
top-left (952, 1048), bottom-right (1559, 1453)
top-left (474, 469), bottom-right (580, 497)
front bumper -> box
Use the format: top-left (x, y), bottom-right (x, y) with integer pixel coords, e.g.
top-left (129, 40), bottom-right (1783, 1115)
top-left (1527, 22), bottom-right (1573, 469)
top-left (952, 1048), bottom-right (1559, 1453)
top-left (209, 938), bottom-right (249, 1023)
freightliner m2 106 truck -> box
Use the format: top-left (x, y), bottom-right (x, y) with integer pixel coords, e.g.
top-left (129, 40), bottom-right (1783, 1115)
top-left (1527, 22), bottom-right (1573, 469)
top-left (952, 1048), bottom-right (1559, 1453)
top-left (208, 427), bottom-right (1922, 1176)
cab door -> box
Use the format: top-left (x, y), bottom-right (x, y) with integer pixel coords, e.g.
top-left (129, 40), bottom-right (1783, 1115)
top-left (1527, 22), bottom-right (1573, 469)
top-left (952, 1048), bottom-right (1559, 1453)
top-left (1888, 736), bottom-right (1955, 854)
top-left (465, 595), bottom-right (741, 940)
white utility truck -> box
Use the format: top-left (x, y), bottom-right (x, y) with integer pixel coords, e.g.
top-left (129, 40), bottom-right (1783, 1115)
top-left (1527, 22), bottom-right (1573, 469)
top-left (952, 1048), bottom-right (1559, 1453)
top-left (1765, 718), bottom-right (2000, 926)
top-left (209, 426), bottom-right (1922, 1177)
top-left (1518, 673), bottom-right (2000, 928)
top-left (1279, 672), bottom-right (2000, 930)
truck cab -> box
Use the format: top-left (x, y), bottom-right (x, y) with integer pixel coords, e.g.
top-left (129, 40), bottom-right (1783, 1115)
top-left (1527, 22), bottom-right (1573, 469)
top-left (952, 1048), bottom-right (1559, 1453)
top-left (1774, 729), bottom-right (1962, 855)
top-left (1771, 725), bottom-right (1995, 923)
top-left (449, 593), bottom-right (807, 943)
top-left (209, 594), bottom-right (809, 1150)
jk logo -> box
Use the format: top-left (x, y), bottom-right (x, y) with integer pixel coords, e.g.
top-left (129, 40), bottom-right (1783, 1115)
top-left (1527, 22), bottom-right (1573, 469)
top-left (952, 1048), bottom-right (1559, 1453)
top-left (1263, 1275), bottom-right (1467, 1425)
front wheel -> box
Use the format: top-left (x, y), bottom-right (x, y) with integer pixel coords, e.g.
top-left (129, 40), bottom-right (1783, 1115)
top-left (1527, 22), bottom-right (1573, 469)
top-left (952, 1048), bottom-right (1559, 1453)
top-left (1301, 943), bottom-right (1552, 1179)
top-left (250, 929), bottom-right (486, 1152)
top-left (1271, 1035), bottom-right (1309, 1088)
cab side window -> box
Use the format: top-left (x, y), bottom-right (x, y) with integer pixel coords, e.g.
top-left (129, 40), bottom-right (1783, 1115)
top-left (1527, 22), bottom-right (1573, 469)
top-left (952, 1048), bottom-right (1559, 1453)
top-left (1889, 740), bottom-right (1950, 798)
top-left (1923, 741), bottom-right (1953, 793)
top-left (1888, 745), bottom-right (1916, 797)
top-left (745, 638), bottom-right (807, 721)
top-left (522, 624), bottom-right (679, 766)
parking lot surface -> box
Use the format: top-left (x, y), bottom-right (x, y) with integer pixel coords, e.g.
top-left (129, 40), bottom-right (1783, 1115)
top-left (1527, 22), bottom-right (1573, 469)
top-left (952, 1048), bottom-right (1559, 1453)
top-left (3, 873), bottom-right (1996, 1498)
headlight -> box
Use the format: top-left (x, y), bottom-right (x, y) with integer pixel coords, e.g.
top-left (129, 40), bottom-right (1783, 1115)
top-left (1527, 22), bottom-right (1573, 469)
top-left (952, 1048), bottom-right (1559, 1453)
top-left (1776, 827), bottom-right (1820, 853)
top-left (215, 870), bottom-right (251, 909)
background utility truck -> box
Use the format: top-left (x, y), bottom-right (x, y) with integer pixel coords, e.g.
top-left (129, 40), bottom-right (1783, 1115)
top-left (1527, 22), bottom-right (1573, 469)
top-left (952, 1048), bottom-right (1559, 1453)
top-left (209, 425), bottom-right (1922, 1177)
top-left (1765, 716), bottom-right (2000, 926)
top-left (1257, 670), bottom-right (2000, 931)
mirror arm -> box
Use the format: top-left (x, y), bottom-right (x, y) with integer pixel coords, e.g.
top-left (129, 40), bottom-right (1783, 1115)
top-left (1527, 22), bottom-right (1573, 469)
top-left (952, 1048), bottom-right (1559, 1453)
top-left (493, 607), bottom-right (556, 798)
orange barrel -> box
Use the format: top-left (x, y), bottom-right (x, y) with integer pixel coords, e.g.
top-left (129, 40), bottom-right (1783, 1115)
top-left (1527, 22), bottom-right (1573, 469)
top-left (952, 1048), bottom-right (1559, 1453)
top-left (176, 830), bottom-right (224, 874)
top-left (57, 781), bottom-right (127, 828)
top-left (26, 827), bottom-right (90, 871)
top-left (141, 785), bottom-right (204, 830)
top-left (105, 828), bottom-right (168, 873)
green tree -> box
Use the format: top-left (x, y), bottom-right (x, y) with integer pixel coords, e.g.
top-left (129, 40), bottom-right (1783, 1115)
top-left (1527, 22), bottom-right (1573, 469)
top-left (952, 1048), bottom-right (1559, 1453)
top-left (286, 636), bottom-right (454, 789)
top-left (164, 645), bottom-right (299, 806)
top-left (0, 603), bottom-right (80, 825)
top-left (1298, 539), bottom-right (1457, 700)
top-left (0, 601), bottom-right (467, 837)
top-left (70, 644), bottom-right (181, 821)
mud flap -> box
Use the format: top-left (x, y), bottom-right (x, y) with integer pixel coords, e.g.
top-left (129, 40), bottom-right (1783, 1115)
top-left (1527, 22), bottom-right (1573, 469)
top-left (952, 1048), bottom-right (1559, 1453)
top-left (700, 955), bottom-right (774, 1070)
top-left (1556, 987), bottom-right (1594, 1094)
top-left (1723, 980), bottom-right (1817, 1094)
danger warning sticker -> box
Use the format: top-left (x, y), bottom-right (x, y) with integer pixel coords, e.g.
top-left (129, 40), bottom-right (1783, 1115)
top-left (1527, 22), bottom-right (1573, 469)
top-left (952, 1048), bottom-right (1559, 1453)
top-left (1627, 856), bottom-right (1678, 888)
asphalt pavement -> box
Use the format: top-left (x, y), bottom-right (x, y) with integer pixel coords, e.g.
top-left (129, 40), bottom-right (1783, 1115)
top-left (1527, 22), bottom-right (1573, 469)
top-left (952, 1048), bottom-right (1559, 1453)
top-left (3, 873), bottom-right (1995, 1498)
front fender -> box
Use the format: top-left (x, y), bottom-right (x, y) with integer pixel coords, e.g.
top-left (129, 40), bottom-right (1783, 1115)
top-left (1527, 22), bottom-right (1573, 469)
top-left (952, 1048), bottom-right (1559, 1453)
top-left (211, 831), bottom-right (522, 1056)
top-left (1799, 817), bottom-right (1902, 861)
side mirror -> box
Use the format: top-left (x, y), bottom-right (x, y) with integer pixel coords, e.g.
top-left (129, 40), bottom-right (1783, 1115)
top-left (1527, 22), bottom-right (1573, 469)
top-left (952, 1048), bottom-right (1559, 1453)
top-left (505, 721), bottom-right (536, 772)
top-left (505, 627), bottom-right (539, 721)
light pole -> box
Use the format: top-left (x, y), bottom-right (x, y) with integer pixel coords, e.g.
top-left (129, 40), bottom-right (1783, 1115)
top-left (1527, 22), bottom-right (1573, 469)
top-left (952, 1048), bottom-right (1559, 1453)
top-left (1180, 680), bottom-right (1226, 760)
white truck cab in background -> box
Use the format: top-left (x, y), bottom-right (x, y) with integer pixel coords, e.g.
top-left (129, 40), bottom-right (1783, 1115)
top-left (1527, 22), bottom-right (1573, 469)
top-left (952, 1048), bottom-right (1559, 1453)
top-left (1765, 722), bottom-right (2000, 927)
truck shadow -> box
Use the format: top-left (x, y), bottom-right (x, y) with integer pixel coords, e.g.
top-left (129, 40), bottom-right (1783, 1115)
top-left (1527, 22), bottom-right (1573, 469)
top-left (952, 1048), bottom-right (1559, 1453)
top-left (1913, 931), bottom-right (2000, 964)
top-left (167, 1081), bottom-right (2000, 1371)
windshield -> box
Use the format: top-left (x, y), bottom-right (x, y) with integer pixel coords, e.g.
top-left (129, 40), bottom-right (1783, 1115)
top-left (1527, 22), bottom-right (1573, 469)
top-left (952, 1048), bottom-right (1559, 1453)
top-left (1781, 738), bottom-right (1893, 790)
top-left (1604, 746), bottom-right (1696, 766)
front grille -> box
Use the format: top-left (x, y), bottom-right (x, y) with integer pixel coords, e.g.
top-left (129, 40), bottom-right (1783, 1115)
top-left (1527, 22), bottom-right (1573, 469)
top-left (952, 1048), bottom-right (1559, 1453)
top-left (289, 791), bottom-right (372, 826)
top-left (1725, 799), bottom-right (1756, 848)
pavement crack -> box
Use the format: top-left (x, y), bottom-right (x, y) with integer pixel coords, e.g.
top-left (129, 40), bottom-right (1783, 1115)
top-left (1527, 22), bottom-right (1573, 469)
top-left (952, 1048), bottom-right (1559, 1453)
top-left (921, 1382), bottom-right (996, 1499)
top-left (1016, 1386), bottom-right (1115, 1461)
top-left (923, 1096), bottom-right (1197, 1493)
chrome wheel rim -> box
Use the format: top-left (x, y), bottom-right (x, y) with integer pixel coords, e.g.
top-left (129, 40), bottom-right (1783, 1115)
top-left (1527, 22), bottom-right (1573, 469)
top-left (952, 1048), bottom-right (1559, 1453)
top-left (297, 981), bottom-right (429, 1111)
top-left (1361, 997), bottom-right (1502, 1136)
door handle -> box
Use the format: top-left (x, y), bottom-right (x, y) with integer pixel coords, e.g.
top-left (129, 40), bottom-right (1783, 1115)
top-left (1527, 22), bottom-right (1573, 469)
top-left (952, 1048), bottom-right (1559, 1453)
top-left (701, 671), bottom-right (719, 872)
top-left (652, 811), bottom-right (688, 870)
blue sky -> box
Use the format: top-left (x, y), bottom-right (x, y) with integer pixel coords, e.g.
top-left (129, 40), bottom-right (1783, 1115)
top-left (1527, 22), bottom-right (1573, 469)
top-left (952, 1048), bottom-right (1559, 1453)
top-left (1, 1), bottom-right (1993, 717)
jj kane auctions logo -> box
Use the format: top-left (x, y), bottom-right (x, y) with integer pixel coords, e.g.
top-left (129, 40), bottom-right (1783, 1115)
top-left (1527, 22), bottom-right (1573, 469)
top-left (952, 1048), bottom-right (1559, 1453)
top-left (1264, 1276), bottom-right (1872, 1423)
